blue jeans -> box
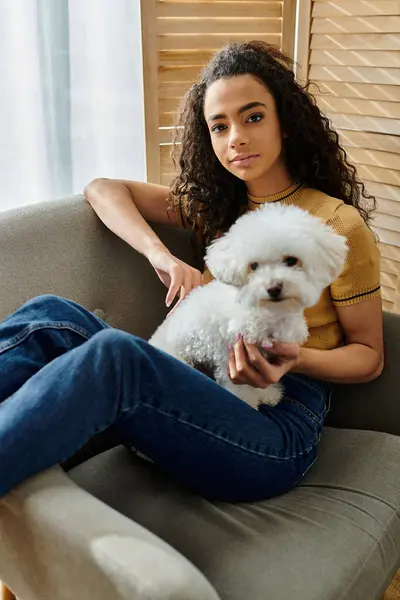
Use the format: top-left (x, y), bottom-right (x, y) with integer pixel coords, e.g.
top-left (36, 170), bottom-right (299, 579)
top-left (0, 295), bottom-right (331, 502)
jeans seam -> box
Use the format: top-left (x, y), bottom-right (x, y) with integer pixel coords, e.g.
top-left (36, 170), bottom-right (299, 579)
top-left (0, 322), bottom-right (91, 354)
top-left (285, 397), bottom-right (322, 426)
top-left (284, 373), bottom-right (326, 402)
top-left (283, 373), bottom-right (331, 425)
top-left (122, 402), bottom-right (319, 461)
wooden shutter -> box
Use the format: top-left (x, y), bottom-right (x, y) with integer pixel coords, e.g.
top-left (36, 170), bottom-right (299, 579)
top-left (297, 0), bottom-right (400, 313)
top-left (141, 0), bottom-right (296, 185)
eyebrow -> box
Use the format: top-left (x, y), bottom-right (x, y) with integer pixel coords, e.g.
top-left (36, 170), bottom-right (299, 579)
top-left (207, 101), bottom-right (267, 123)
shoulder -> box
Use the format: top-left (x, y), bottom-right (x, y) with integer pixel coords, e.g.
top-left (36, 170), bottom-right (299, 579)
top-left (328, 202), bottom-right (369, 238)
top-left (322, 196), bottom-right (379, 263)
top-left (301, 188), bottom-right (370, 236)
top-left (326, 201), bottom-right (379, 261)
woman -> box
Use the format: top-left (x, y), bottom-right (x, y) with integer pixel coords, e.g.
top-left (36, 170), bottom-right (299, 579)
top-left (0, 42), bottom-right (383, 501)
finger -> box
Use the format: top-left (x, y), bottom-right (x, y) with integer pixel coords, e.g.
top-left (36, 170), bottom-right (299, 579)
top-left (244, 340), bottom-right (286, 383)
top-left (186, 269), bottom-right (201, 293)
top-left (245, 341), bottom-right (280, 368)
top-left (180, 265), bottom-right (203, 291)
top-left (244, 340), bottom-right (277, 374)
top-left (244, 341), bottom-right (284, 384)
top-left (228, 349), bottom-right (247, 385)
top-left (166, 271), bottom-right (197, 316)
top-left (268, 342), bottom-right (299, 358)
top-left (198, 269), bottom-right (206, 286)
top-left (167, 285), bottom-right (186, 316)
top-left (166, 300), bottom-right (179, 317)
top-left (194, 270), bottom-right (204, 288)
top-left (181, 272), bottom-right (192, 298)
top-left (228, 350), bottom-right (237, 379)
top-left (165, 270), bottom-right (181, 307)
top-left (244, 342), bottom-right (266, 367)
top-left (233, 339), bottom-right (269, 388)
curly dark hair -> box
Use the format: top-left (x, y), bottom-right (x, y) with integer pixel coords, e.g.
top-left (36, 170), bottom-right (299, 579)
top-left (167, 40), bottom-right (376, 253)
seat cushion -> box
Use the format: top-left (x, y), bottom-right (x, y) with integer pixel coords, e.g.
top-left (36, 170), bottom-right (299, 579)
top-left (70, 427), bottom-right (400, 600)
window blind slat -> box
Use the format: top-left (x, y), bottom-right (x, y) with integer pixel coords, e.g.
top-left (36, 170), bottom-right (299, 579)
top-left (157, 18), bottom-right (282, 35)
top-left (336, 130), bottom-right (400, 153)
top-left (311, 49), bottom-right (400, 68)
top-left (157, 2), bottom-right (282, 18)
top-left (344, 147), bottom-right (400, 171)
top-left (313, 1), bottom-right (400, 17)
top-left (158, 32), bottom-right (281, 50)
top-left (309, 65), bottom-right (400, 85)
top-left (312, 16), bottom-right (400, 34)
top-left (318, 97), bottom-right (400, 119)
top-left (311, 33), bottom-right (400, 50)
top-left (310, 81), bottom-right (400, 102)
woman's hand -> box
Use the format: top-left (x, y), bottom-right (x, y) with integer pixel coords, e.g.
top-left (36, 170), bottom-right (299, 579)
top-left (228, 337), bottom-right (300, 388)
top-left (147, 245), bottom-right (204, 311)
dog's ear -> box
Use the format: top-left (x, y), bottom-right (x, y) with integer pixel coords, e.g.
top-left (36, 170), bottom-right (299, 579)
top-left (314, 226), bottom-right (348, 287)
top-left (205, 232), bottom-right (248, 286)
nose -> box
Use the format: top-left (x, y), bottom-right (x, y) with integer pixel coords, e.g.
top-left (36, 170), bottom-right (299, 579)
top-left (267, 283), bottom-right (283, 300)
top-left (229, 125), bottom-right (247, 148)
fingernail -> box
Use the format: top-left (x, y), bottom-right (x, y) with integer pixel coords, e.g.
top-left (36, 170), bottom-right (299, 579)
top-left (228, 342), bottom-right (233, 350)
top-left (235, 333), bottom-right (241, 341)
top-left (262, 341), bottom-right (273, 349)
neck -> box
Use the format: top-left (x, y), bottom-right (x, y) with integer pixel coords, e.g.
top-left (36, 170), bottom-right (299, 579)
top-left (246, 158), bottom-right (293, 198)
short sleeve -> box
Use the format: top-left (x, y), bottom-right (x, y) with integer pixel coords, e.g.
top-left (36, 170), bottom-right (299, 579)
top-left (329, 205), bottom-right (381, 306)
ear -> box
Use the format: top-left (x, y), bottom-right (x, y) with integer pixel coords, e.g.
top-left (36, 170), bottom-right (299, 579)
top-left (205, 232), bottom-right (248, 286)
top-left (315, 227), bottom-right (348, 287)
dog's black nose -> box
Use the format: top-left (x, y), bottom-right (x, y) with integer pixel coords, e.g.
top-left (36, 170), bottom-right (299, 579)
top-left (267, 283), bottom-right (283, 300)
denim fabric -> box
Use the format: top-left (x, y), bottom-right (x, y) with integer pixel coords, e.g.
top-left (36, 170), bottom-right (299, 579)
top-left (0, 295), bottom-right (331, 502)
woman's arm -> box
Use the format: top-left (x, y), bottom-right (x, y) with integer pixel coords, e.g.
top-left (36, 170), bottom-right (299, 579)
top-left (228, 296), bottom-right (384, 387)
top-left (84, 178), bottom-right (203, 307)
top-left (294, 296), bottom-right (384, 383)
top-left (84, 178), bottom-right (178, 258)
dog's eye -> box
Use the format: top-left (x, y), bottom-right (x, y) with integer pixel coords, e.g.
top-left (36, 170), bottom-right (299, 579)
top-left (284, 256), bottom-right (299, 267)
top-left (250, 262), bottom-right (259, 271)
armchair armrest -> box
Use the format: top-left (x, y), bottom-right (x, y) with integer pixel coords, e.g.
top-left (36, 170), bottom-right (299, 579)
top-left (0, 467), bottom-right (220, 600)
top-left (0, 195), bottom-right (198, 340)
top-left (327, 311), bottom-right (400, 436)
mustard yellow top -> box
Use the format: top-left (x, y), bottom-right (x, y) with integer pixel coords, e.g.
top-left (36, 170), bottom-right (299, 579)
top-left (202, 183), bottom-right (381, 350)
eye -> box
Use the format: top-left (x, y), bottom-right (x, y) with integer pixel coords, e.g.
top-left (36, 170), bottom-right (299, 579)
top-left (247, 113), bottom-right (264, 124)
top-left (284, 256), bottom-right (300, 267)
top-left (250, 262), bottom-right (259, 271)
top-left (211, 123), bottom-right (227, 133)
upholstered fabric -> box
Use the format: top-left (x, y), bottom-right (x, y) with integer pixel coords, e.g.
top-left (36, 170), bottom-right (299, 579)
top-left (70, 427), bottom-right (400, 600)
top-left (0, 467), bottom-right (219, 600)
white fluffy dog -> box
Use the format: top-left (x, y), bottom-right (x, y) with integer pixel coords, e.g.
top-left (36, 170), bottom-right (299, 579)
top-left (149, 203), bottom-right (347, 409)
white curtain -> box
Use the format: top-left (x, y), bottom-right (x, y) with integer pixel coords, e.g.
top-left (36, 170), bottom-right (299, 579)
top-left (0, 0), bottom-right (146, 212)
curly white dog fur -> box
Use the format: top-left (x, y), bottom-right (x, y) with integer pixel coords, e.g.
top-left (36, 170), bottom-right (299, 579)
top-left (149, 203), bottom-right (348, 409)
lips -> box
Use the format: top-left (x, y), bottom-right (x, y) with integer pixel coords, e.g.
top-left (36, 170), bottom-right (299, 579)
top-left (231, 154), bottom-right (259, 165)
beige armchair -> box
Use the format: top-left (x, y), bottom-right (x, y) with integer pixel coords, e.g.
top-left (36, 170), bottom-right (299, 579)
top-left (1, 196), bottom-right (400, 600)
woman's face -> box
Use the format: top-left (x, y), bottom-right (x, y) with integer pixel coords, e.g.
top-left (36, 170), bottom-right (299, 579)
top-left (203, 74), bottom-right (290, 195)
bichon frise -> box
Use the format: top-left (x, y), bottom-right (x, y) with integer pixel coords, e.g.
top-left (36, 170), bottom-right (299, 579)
top-left (149, 203), bottom-right (347, 409)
